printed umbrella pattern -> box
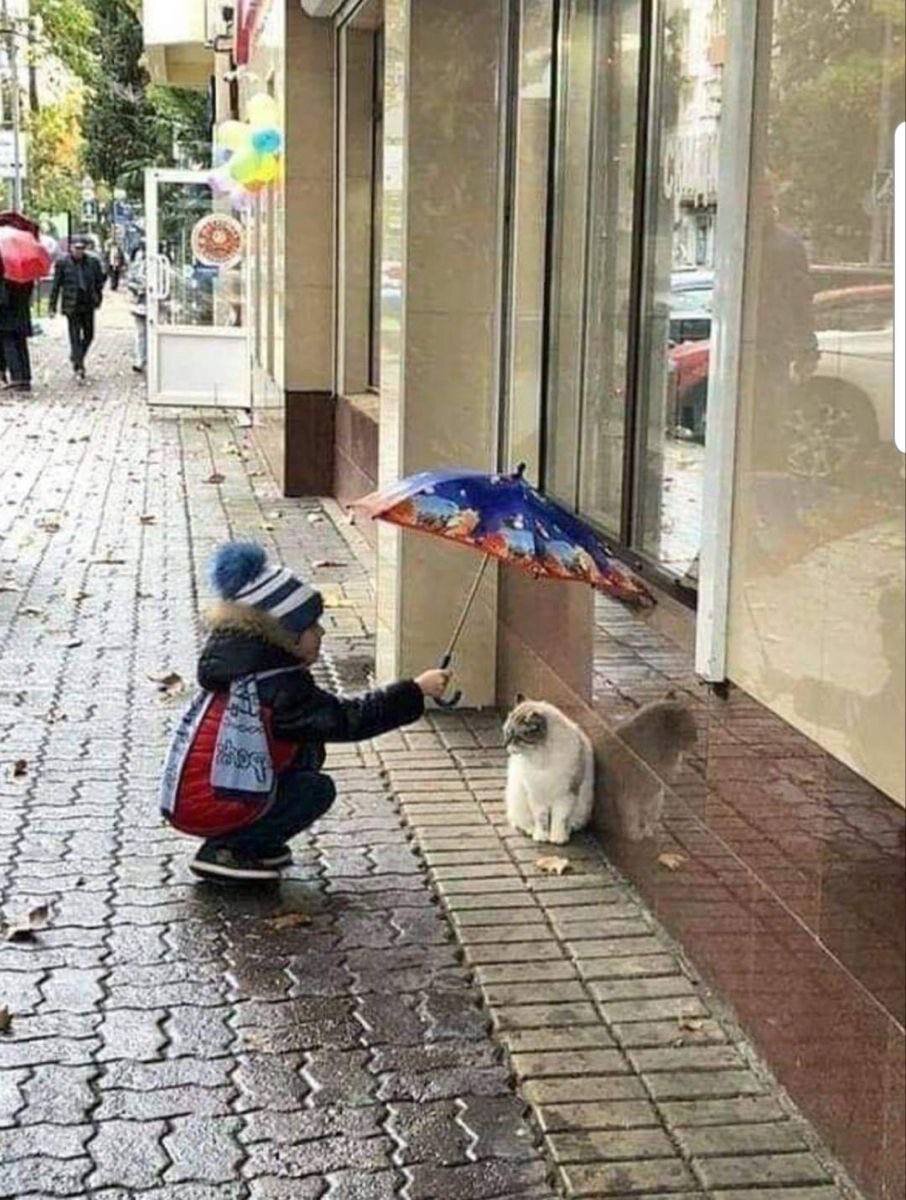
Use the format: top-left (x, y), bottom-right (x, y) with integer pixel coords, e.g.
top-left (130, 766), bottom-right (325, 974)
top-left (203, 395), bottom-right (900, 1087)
top-left (353, 464), bottom-right (653, 705)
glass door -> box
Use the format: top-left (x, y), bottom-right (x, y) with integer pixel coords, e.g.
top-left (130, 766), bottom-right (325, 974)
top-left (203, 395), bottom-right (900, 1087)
top-left (144, 169), bottom-right (249, 407)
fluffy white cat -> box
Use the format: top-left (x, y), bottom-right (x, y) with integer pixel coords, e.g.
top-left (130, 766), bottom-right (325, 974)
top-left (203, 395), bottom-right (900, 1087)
top-left (504, 697), bottom-right (594, 844)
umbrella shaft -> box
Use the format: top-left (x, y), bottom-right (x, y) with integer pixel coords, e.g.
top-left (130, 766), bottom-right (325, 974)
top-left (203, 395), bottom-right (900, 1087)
top-left (444, 555), bottom-right (492, 663)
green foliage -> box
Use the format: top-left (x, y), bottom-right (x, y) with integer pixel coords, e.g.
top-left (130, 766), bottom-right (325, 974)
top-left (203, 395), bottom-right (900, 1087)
top-left (28, 88), bottom-right (85, 216)
top-left (30, 0), bottom-right (98, 82)
top-left (74, 0), bottom-right (210, 196)
top-left (769, 0), bottom-right (904, 261)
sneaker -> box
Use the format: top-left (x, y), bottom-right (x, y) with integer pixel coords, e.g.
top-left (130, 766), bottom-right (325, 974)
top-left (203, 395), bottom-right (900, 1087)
top-left (189, 844), bottom-right (280, 883)
top-left (257, 845), bottom-right (294, 869)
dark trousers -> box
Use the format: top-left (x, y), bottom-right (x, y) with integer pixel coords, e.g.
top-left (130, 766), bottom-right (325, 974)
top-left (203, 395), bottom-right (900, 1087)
top-left (2, 332), bottom-right (31, 384)
top-left (208, 771), bottom-right (336, 856)
top-left (67, 308), bottom-right (95, 368)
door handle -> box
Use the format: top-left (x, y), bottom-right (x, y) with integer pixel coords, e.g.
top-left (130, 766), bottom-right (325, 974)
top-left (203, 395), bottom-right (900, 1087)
top-left (157, 254), bottom-right (172, 300)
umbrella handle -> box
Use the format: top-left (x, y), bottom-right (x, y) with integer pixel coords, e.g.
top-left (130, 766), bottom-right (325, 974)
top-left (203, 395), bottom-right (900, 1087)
top-left (434, 652), bottom-right (462, 709)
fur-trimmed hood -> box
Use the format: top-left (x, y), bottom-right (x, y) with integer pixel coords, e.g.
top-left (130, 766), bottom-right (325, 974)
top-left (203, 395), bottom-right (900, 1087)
top-left (198, 601), bottom-right (304, 691)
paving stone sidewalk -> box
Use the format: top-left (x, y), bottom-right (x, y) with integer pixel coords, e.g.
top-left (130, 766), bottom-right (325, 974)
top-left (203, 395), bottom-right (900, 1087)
top-left (0, 314), bottom-right (858, 1200)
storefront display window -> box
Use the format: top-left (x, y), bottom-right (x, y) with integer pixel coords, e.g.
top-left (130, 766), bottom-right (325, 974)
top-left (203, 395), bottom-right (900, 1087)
top-left (728, 0), bottom-right (904, 803)
top-left (541, 0), bottom-right (722, 589)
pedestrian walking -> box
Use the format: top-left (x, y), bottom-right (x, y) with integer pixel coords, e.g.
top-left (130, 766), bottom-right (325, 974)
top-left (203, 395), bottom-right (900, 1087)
top-left (107, 240), bottom-right (125, 291)
top-left (159, 541), bottom-right (450, 883)
top-left (49, 235), bottom-right (106, 381)
top-left (0, 268), bottom-right (34, 393)
top-left (126, 241), bottom-right (147, 373)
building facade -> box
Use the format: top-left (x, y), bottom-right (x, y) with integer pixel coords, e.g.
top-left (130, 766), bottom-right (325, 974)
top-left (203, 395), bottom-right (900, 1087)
top-left (145, 1), bottom-right (904, 1195)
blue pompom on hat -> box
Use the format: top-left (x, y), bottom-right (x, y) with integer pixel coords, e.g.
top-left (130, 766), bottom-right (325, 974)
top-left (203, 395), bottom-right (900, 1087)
top-left (209, 541), bottom-right (323, 634)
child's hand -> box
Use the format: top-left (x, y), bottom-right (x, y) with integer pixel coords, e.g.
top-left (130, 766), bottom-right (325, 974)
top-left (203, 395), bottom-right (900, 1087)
top-left (416, 669), bottom-right (451, 700)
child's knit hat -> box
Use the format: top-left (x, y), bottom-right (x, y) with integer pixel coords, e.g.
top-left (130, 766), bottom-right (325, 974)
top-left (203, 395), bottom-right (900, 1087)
top-left (209, 541), bottom-right (323, 634)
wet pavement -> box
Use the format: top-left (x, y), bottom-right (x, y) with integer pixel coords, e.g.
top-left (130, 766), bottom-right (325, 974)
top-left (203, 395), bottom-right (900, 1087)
top-left (0, 306), bottom-right (859, 1200)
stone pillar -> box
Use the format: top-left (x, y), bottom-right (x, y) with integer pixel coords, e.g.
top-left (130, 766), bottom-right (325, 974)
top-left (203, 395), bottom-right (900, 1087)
top-left (375, 0), bottom-right (505, 705)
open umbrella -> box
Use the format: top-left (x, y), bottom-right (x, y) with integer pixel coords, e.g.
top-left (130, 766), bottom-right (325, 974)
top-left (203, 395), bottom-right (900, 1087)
top-left (353, 464), bottom-right (653, 706)
top-left (0, 226), bottom-right (52, 284)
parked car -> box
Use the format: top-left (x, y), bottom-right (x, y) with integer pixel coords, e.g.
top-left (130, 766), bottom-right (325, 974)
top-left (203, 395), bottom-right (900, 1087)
top-left (666, 282), bottom-right (894, 465)
top-left (668, 269), bottom-right (713, 345)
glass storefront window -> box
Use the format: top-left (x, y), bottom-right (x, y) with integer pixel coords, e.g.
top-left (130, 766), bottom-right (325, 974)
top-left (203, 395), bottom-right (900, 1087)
top-left (504, 0), bottom-right (554, 480)
top-left (633, 0), bottom-right (724, 581)
top-left (543, 0), bottom-right (716, 580)
top-left (728, 1), bottom-right (904, 803)
top-left (578, 0), bottom-right (641, 534)
top-left (546, 0), bottom-right (594, 505)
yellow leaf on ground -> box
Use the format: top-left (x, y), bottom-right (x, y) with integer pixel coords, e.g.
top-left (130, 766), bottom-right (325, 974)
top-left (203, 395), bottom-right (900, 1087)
top-left (536, 856), bottom-right (571, 876)
top-left (266, 912), bottom-right (311, 931)
top-left (657, 852), bottom-right (687, 871)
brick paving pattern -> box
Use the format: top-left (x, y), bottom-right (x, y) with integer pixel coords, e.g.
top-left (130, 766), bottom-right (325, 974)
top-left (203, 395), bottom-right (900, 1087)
top-left (0, 311), bottom-right (859, 1199)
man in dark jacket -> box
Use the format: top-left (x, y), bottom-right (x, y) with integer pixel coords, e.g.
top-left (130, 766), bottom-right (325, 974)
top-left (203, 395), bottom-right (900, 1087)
top-left (49, 235), bottom-right (105, 379)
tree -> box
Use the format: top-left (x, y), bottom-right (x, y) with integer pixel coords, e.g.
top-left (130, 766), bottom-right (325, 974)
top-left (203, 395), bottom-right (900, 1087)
top-left (29, 0), bottom-right (98, 86)
top-left (28, 87), bottom-right (85, 216)
top-left (79, 0), bottom-right (211, 197)
top-left (768, 0), bottom-right (904, 262)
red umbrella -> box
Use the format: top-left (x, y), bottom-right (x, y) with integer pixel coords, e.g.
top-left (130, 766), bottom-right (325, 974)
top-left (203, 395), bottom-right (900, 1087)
top-left (0, 226), bottom-right (52, 283)
top-left (0, 211), bottom-right (41, 237)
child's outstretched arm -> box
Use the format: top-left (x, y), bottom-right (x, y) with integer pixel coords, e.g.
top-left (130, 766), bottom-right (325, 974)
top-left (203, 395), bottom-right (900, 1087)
top-left (271, 670), bottom-right (449, 745)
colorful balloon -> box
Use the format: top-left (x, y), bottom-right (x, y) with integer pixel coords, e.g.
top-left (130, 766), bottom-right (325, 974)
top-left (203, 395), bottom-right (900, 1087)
top-left (256, 154), bottom-right (280, 184)
top-left (251, 127), bottom-right (283, 155)
top-left (229, 147), bottom-right (264, 184)
top-left (208, 169), bottom-right (232, 197)
top-left (247, 93), bottom-right (280, 129)
top-left (217, 119), bottom-right (251, 152)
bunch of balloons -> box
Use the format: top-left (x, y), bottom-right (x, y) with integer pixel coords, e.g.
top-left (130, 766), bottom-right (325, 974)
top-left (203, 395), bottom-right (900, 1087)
top-left (209, 93), bottom-right (284, 208)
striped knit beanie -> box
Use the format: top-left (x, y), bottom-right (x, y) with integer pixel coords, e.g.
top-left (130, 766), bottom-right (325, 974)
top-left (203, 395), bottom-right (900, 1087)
top-left (209, 541), bottom-right (323, 634)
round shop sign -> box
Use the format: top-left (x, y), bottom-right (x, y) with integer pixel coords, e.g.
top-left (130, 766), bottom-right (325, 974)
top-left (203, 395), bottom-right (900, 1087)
top-left (191, 213), bottom-right (244, 269)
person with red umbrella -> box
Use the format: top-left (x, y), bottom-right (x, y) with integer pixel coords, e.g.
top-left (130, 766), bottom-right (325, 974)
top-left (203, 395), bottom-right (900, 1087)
top-left (0, 213), bottom-right (52, 392)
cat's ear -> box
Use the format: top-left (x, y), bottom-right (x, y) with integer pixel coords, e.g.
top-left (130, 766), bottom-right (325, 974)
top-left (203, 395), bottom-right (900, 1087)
top-left (514, 692), bottom-right (526, 707)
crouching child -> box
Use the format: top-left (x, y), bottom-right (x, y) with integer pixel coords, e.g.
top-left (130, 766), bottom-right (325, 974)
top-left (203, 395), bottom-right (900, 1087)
top-left (159, 541), bottom-right (450, 883)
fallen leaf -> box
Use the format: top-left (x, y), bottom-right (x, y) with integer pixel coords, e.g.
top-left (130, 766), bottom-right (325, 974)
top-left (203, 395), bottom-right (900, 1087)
top-left (20, 607), bottom-right (44, 618)
top-left (90, 557), bottom-right (126, 565)
top-left (36, 520), bottom-right (61, 533)
top-left (0, 1005), bottom-right (11, 1033)
top-left (3, 903), bottom-right (51, 943)
top-left (12, 759), bottom-right (27, 778)
top-left (69, 590), bottom-right (91, 603)
top-left (306, 513), bottom-right (324, 525)
top-left (260, 522), bottom-right (275, 532)
top-left (535, 856), bottom-right (571, 876)
top-left (204, 473), bottom-right (225, 485)
top-left (147, 671), bottom-right (186, 698)
top-left (266, 510), bottom-right (283, 520)
top-left (265, 912), bottom-right (311, 931)
top-left (63, 639), bottom-right (83, 649)
top-left (657, 852), bottom-right (687, 871)
top-left (678, 1016), bottom-right (704, 1033)
top-left (139, 514), bottom-right (157, 525)
top-left (247, 469), bottom-right (265, 478)
top-left (313, 560), bottom-right (346, 570)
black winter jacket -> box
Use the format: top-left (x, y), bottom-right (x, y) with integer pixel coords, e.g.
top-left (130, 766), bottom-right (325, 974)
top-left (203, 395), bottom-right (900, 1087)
top-left (198, 602), bottom-right (424, 772)
top-left (49, 254), bottom-right (106, 315)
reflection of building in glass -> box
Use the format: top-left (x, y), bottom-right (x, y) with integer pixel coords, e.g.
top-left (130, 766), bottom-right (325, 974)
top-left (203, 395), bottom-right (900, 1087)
top-left (662, 0), bottom-right (724, 268)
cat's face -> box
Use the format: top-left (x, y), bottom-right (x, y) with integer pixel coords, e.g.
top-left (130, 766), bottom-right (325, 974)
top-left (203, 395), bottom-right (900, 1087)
top-left (504, 698), bottom-right (549, 752)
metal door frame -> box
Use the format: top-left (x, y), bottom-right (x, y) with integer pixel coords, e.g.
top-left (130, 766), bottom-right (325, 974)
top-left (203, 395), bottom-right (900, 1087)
top-left (144, 168), bottom-right (250, 407)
